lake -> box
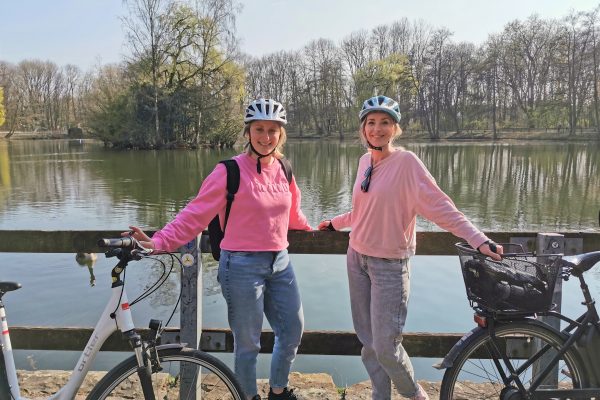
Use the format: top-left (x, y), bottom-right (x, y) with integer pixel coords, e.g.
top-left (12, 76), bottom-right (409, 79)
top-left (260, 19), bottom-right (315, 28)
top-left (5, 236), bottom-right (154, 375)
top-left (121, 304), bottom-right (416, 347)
top-left (0, 138), bottom-right (599, 386)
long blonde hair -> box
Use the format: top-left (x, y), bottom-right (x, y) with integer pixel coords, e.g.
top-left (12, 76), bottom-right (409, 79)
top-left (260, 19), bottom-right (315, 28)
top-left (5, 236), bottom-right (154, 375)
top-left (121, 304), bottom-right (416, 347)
top-left (242, 121), bottom-right (287, 159)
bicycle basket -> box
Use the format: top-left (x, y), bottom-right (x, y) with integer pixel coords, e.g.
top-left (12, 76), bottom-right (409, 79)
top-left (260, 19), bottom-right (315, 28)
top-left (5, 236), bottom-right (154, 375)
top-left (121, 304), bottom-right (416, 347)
top-left (455, 243), bottom-right (562, 313)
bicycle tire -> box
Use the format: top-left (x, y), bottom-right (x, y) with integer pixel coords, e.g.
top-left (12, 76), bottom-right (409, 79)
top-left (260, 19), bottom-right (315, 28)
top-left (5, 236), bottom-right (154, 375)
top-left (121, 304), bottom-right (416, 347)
top-left (440, 321), bottom-right (587, 400)
top-left (86, 347), bottom-right (245, 400)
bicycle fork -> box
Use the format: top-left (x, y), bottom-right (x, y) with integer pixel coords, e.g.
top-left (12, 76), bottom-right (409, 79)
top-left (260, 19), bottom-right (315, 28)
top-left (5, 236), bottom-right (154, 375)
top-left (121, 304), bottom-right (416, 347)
top-left (124, 329), bottom-right (156, 400)
top-left (116, 289), bottom-right (161, 400)
top-left (0, 300), bottom-right (19, 400)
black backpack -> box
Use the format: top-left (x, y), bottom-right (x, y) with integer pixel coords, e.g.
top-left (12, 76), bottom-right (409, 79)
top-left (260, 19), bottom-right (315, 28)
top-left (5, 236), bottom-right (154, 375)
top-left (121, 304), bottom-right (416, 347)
top-left (207, 158), bottom-right (293, 261)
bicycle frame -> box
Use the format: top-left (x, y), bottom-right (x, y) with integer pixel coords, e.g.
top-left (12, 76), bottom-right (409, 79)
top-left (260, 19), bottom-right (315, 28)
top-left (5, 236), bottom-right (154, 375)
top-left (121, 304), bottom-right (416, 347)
top-left (0, 284), bottom-right (135, 400)
top-left (491, 312), bottom-right (600, 398)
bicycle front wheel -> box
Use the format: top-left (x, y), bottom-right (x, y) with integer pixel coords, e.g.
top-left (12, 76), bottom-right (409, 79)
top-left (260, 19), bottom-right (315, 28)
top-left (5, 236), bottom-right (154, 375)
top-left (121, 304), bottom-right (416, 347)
top-left (440, 321), bottom-right (586, 400)
top-left (86, 347), bottom-right (245, 400)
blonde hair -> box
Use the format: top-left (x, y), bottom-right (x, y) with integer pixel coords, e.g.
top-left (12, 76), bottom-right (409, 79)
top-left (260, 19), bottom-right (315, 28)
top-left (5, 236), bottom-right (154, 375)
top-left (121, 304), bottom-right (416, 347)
top-left (242, 121), bottom-right (287, 159)
top-left (359, 115), bottom-right (402, 148)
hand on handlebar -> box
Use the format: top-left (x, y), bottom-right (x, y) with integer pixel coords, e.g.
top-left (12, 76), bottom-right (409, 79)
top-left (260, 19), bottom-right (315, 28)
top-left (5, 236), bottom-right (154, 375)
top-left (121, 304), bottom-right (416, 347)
top-left (478, 240), bottom-right (503, 261)
top-left (122, 225), bottom-right (155, 250)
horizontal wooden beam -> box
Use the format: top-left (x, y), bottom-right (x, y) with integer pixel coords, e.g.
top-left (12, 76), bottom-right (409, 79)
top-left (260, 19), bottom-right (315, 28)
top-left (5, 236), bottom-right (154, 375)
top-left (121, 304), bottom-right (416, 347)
top-left (10, 326), bottom-right (462, 357)
top-left (0, 230), bottom-right (598, 254)
top-left (0, 230), bottom-right (130, 253)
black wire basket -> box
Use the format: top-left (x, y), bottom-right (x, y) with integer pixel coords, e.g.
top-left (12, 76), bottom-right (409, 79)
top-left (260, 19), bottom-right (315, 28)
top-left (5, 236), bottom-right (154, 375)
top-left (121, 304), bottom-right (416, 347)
top-left (455, 243), bottom-right (562, 313)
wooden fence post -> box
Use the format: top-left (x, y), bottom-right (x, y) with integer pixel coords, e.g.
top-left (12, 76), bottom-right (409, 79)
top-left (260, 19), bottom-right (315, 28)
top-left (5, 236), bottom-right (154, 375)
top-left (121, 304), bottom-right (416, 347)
top-left (534, 232), bottom-right (564, 387)
top-left (179, 235), bottom-right (202, 399)
top-left (537, 233), bottom-right (564, 323)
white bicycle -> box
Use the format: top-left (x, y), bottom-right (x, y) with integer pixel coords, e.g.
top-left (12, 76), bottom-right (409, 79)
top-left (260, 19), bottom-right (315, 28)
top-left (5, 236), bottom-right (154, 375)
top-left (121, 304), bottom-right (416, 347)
top-left (0, 237), bottom-right (245, 399)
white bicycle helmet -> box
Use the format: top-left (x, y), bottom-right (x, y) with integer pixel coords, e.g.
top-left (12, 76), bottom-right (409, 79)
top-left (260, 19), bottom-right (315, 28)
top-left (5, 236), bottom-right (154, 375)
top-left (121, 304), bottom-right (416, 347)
top-left (244, 98), bottom-right (288, 125)
top-left (359, 95), bottom-right (401, 123)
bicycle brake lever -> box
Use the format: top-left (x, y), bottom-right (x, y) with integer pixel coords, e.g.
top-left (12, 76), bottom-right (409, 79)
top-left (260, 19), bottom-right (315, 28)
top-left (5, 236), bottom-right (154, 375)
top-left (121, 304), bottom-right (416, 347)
top-left (131, 247), bottom-right (153, 260)
top-left (105, 248), bottom-right (122, 258)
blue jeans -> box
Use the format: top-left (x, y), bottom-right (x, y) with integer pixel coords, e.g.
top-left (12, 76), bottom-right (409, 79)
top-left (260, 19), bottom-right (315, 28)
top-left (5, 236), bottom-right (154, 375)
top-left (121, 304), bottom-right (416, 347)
top-left (218, 249), bottom-right (304, 397)
top-left (347, 246), bottom-right (418, 400)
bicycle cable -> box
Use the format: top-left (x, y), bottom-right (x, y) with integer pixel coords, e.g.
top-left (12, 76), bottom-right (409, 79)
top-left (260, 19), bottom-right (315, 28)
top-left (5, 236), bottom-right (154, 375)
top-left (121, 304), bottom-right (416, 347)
top-left (129, 254), bottom-right (171, 306)
top-left (106, 251), bottom-right (187, 337)
top-left (110, 269), bottom-right (127, 329)
top-left (161, 253), bottom-right (183, 330)
top-left (127, 252), bottom-right (183, 333)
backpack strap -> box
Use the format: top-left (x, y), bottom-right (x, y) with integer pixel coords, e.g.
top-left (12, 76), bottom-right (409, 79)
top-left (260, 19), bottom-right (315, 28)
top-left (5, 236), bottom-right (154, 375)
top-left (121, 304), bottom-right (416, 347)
top-left (278, 158), bottom-right (293, 184)
top-left (219, 159), bottom-right (240, 232)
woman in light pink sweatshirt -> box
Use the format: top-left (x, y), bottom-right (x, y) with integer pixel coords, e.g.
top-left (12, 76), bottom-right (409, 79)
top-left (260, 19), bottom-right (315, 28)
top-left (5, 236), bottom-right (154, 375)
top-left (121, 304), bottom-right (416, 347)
top-left (127, 99), bottom-right (311, 400)
top-left (318, 95), bottom-right (502, 400)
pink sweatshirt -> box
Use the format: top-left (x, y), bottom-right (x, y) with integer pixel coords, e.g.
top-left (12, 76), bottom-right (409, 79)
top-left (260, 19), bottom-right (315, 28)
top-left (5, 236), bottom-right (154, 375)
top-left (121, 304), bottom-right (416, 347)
top-left (331, 150), bottom-right (489, 259)
top-left (152, 153), bottom-right (311, 252)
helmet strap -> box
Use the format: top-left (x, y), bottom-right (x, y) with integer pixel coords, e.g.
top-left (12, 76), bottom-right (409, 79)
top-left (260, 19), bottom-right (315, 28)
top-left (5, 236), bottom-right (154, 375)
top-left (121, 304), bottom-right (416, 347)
top-left (366, 139), bottom-right (384, 151)
top-left (361, 120), bottom-right (384, 151)
top-left (248, 140), bottom-right (276, 174)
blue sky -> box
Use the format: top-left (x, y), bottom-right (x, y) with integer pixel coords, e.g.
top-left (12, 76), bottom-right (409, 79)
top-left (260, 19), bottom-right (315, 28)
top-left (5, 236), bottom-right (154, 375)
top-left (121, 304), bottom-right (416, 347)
top-left (1, 0), bottom-right (599, 70)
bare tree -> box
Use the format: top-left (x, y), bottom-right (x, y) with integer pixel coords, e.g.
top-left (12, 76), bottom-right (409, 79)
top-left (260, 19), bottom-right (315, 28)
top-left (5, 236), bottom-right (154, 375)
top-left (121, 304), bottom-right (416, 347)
top-left (303, 39), bottom-right (345, 136)
top-left (63, 64), bottom-right (81, 128)
top-left (442, 42), bottom-right (475, 134)
top-left (122, 0), bottom-right (173, 144)
top-left (407, 19), bottom-right (433, 135)
top-left (586, 7), bottom-right (600, 134)
top-left (340, 30), bottom-right (373, 76)
top-left (499, 16), bottom-right (560, 127)
top-left (560, 11), bottom-right (594, 135)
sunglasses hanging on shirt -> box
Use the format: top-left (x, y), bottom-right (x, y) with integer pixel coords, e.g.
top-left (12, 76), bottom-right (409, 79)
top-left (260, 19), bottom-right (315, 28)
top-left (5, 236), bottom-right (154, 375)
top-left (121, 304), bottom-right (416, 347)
top-left (361, 164), bottom-right (373, 193)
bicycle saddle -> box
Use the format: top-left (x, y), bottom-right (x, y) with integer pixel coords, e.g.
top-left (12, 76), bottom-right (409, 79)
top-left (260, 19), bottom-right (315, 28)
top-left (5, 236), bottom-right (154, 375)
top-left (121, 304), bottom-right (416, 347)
top-left (0, 282), bottom-right (22, 298)
top-left (565, 251), bottom-right (600, 277)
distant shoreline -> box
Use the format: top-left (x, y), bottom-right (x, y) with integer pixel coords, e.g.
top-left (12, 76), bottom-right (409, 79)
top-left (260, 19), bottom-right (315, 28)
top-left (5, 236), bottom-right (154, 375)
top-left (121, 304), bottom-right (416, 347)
top-left (2, 130), bottom-right (599, 143)
top-left (286, 128), bottom-right (600, 142)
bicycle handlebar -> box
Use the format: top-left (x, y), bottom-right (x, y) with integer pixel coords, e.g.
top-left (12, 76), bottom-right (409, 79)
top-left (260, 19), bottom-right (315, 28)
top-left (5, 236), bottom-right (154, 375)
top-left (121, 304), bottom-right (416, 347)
top-left (98, 237), bottom-right (135, 248)
top-left (98, 237), bottom-right (154, 258)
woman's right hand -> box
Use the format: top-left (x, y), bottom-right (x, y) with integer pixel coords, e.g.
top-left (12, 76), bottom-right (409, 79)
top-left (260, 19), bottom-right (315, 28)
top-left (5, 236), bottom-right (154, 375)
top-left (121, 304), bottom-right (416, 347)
top-left (121, 225), bottom-right (155, 249)
top-left (318, 220), bottom-right (333, 231)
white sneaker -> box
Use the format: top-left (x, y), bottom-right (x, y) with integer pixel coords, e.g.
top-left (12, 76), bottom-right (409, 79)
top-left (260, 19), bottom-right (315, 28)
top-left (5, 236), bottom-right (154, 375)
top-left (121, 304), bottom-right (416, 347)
top-left (412, 383), bottom-right (429, 400)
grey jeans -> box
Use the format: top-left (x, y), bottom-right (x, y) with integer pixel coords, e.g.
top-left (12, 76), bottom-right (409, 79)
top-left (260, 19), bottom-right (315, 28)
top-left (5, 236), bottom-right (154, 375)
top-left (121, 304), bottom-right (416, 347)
top-left (347, 246), bottom-right (419, 400)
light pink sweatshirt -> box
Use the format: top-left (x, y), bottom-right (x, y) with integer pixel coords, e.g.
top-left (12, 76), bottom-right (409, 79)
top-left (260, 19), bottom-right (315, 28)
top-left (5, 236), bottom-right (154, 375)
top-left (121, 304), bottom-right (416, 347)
top-left (331, 150), bottom-right (489, 259)
top-left (152, 153), bottom-right (311, 252)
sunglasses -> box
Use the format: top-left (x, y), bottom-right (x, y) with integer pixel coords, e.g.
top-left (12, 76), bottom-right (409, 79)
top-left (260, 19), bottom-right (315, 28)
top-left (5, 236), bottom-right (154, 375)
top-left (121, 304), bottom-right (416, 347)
top-left (361, 165), bottom-right (373, 192)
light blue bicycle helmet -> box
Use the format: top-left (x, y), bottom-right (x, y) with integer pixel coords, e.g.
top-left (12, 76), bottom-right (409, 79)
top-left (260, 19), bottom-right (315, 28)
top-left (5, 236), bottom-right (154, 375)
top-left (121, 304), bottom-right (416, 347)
top-left (359, 95), bottom-right (401, 123)
top-left (244, 98), bottom-right (287, 125)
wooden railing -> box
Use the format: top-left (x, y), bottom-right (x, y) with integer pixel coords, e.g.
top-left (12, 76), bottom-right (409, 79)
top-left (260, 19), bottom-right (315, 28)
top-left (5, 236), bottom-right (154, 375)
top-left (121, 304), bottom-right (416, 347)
top-left (1, 230), bottom-right (599, 357)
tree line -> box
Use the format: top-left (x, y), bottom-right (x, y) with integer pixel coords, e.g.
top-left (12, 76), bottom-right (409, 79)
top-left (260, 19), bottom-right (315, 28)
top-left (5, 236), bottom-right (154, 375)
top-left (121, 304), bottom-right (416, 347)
top-left (1, 0), bottom-right (599, 147)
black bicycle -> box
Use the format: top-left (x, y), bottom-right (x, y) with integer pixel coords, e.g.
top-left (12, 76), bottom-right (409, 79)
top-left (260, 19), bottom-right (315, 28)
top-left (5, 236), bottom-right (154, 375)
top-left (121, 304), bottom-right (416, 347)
top-left (0, 237), bottom-right (245, 400)
top-left (437, 242), bottom-right (600, 399)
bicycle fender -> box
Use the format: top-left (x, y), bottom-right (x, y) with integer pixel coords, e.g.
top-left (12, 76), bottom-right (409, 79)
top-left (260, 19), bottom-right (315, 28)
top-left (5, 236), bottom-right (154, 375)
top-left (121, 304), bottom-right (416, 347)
top-left (433, 326), bottom-right (484, 370)
top-left (156, 343), bottom-right (187, 351)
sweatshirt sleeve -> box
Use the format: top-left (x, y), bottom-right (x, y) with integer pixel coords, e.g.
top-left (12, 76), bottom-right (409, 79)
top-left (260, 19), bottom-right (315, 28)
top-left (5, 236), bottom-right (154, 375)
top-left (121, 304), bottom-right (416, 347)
top-left (288, 175), bottom-right (312, 231)
top-left (330, 155), bottom-right (364, 230)
top-left (412, 156), bottom-right (489, 250)
top-left (331, 211), bottom-right (352, 230)
top-left (152, 164), bottom-right (227, 252)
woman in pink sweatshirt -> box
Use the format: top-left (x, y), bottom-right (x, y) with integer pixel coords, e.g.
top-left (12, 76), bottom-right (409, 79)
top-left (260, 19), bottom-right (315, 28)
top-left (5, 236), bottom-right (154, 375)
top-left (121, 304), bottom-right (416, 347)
top-left (318, 95), bottom-right (502, 400)
top-left (127, 98), bottom-right (311, 400)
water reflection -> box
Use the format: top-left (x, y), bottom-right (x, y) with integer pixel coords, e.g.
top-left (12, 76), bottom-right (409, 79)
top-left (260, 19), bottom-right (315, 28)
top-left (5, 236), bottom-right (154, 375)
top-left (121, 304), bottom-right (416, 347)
top-left (0, 142), bottom-right (11, 206)
top-left (410, 141), bottom-right (599, 231)
top-left (1, 139), bottom-right (598, 231)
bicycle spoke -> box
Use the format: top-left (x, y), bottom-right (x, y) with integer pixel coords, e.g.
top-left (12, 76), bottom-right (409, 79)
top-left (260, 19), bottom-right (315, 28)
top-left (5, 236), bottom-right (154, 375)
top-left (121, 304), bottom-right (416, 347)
top-left (440, 323), bottom-right (585, 400)
top-left (86, 348), bottom-right (244, 400)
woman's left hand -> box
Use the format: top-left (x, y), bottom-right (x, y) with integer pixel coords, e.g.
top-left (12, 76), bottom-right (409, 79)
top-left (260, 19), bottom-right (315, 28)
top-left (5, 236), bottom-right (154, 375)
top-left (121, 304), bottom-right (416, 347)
top-left (478, 241), bottom-right (503, 261)
top-left (317, 220), bottom-right (332, 231)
